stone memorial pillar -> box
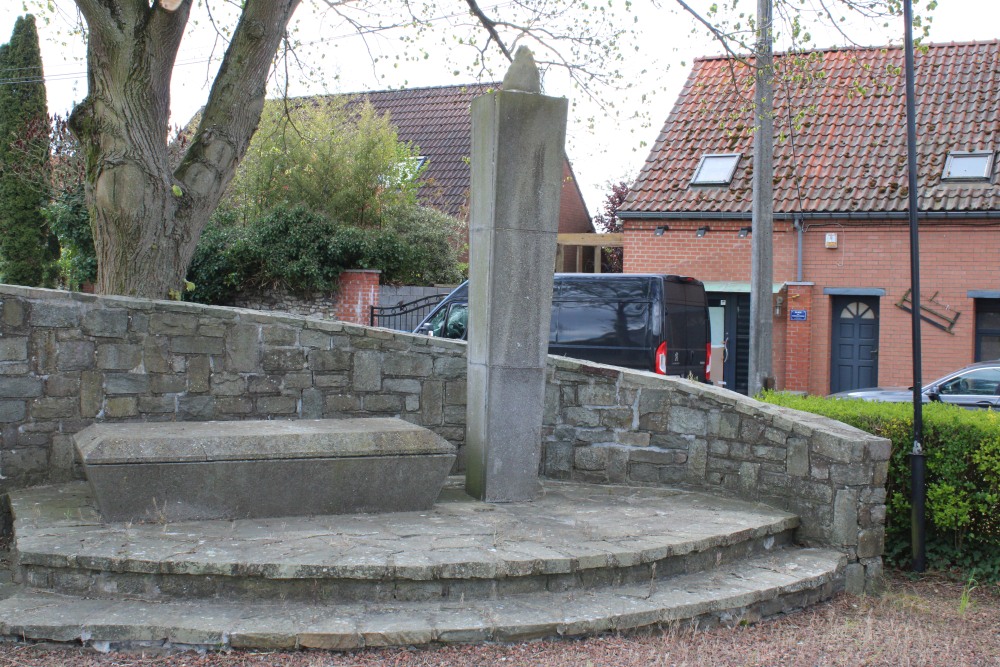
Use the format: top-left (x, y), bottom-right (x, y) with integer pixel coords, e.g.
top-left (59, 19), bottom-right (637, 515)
top-left (465, 48), bottom-right (568, 502)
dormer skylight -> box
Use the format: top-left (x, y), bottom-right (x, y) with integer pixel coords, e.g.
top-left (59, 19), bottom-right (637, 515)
top-left (941, 150), bottom-right (994, 182)
top-left (691, 153), bottom-right (741, 186)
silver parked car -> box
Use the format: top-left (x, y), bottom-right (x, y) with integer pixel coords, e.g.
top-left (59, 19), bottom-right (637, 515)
top-left (830, 360), bottom-right (1000, 409)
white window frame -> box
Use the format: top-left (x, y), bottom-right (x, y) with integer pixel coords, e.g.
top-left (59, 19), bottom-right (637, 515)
top-left (691, 153), bottom-right (741, 186)
top-left (941, 150), bottom-right (995, 182)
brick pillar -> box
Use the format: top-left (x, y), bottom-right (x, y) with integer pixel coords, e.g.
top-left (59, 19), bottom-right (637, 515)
top-left (783, 282), bottom-right (815, 392)
top-left (334, 270), bottom-right (381, 326)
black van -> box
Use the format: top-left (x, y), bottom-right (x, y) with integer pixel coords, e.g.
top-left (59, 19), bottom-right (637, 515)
top-left (414, 274), bottom-right (711, 381)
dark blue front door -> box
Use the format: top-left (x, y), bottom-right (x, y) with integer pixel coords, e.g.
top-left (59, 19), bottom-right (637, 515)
top-left (830, 296), bottom-right (880, 393)
top-left (708, 293), bottom-right (750, 395)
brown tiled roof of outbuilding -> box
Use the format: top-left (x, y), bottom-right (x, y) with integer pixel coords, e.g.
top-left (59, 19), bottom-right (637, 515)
top-left (621, 40), bottom-right (1000, 216)
top-left (346, 83), bottom-right (496, 219)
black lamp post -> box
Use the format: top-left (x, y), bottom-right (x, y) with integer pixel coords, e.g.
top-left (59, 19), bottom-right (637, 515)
top-left (902, 0), bottom-right (926, 573)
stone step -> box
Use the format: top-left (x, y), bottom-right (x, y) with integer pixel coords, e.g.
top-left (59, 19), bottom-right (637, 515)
top-left (11, 481), bottom-right (799, 603)
top-left (0, 548), bottom-right (845, 652)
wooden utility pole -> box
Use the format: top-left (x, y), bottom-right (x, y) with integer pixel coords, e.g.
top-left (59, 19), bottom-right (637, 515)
top-left (748, 0), bottom-right (775, 396)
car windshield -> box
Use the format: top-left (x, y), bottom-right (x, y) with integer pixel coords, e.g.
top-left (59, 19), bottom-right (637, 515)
top-left (936, 367), bottom-right (1000, 396)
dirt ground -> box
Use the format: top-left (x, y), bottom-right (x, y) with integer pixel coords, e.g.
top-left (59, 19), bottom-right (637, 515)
top-left (0, 571), bottom-right (997, 667)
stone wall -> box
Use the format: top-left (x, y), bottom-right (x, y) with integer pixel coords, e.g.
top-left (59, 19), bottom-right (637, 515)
top-left (539, 357), bottom-right (889, 592)
top-left (0, 284), bottom-right (468, 491)
top-left (232, 270), bottom-right (381, 326)
top-left (0, 284), bottom-right (888, 590)
top-left (231, 289), bottom-right (340, 321)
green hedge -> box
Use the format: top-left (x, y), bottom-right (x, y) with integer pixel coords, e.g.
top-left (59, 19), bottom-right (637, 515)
top-left (762, 392), bottom-right (1000, 582)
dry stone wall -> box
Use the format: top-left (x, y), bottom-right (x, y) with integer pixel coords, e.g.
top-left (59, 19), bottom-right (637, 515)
top-left (231, 270), bottom-right (381, 326)
top-left (0, 284), bottom-right (888, 591)
top-left (0, 285), bottom-right (468, 490)
top-left (539, 357), bottom-right (889, 593)
top-left (231, 289), bottom-right (342, 321)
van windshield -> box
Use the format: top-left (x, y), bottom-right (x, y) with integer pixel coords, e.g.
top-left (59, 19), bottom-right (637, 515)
top-left (424, 303), bottom-right (468, 339)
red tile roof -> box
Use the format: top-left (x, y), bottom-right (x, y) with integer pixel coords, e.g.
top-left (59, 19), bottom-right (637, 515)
top-left (346, 83), bottom-right (497, 218)
top-left (621, 40), bottom-right (1000, 216)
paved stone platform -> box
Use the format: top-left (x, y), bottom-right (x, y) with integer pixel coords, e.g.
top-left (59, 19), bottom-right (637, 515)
top-left (0, 479), bottom-right (846, 651)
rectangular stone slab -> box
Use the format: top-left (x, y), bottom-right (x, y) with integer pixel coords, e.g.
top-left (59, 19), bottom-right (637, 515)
top-left (74, 418), bottom-right (456, 523)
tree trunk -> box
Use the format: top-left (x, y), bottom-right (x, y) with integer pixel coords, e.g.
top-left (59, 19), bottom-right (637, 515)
top-left (69, 0), bottom-right (301, 299)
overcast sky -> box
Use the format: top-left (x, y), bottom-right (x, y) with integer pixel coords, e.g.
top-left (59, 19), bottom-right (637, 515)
top-left (1, 0), bottom-right (997, 214)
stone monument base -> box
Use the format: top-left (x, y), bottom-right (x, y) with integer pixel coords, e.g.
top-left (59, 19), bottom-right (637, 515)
top-left (74, 418), bottom-right (456, 523)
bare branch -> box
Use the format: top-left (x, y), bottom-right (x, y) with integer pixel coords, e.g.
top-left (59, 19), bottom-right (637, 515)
top-left (673, 0), bottom-right (753, 66)
top-left (147, 0), bottom-right (192, 121)
top-left (464, 0), bottom-right (514, 62)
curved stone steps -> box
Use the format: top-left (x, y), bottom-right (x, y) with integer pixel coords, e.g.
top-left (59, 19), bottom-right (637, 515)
top-left (0, 548), bottom-right (844, 652)
top-left (10, 481), bottom-right (800, 603)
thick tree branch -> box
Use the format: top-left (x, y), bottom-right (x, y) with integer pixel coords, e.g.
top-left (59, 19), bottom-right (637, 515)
top-left (465, 0), bottom-right (514, 62)
top-left (176, 0), bottom-right (302, 205)
top-left (73, 0), bottom-right (129, 41)
top-left (146, 1), bottom-right (192, 125)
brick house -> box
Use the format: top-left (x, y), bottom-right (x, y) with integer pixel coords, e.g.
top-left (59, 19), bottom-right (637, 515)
top-left (618, 40), bottom-right (1000, 396)
top-left (352, 83), bottom-right (595, 270)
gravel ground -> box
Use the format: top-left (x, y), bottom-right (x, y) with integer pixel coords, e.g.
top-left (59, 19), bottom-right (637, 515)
top-left (0, 572), bottom-right (997, 667)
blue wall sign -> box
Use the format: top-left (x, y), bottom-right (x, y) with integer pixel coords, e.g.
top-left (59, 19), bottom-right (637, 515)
top-left (790, 309), bottom-right (808, 321)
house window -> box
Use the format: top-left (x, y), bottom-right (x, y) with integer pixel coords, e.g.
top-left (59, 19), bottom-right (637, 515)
top-left (691, 153), bottom-right (741, 186)
top-left (975, 299), bottom-right (1000, 361)
top-left (941, 151), bottom-right (994, 182)
top-left (840, 301), bottom-right (875, 320)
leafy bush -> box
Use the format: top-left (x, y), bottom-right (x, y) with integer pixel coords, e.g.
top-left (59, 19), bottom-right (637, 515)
top-left (185, 219), bottom-right (249, 305)
top-left (382, 206), bottom-right (464, 285)
top-left (222, 98), bottom-right (423, 228)
top-left (762, 392), bottom-right (1000, 582)
top-left (43, 187), bottom-right (97, 290)
top-left (187, 204), bottom-right (463, 304)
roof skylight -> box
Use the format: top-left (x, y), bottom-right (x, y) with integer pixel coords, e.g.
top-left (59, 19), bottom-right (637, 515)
top-left (941, 151), bottom-right (994, 182)
top-left (691, 153), bottom-right (741, 186)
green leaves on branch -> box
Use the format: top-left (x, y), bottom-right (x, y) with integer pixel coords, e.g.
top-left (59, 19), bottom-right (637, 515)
top-left (43, 186), bottom-right (96, 291)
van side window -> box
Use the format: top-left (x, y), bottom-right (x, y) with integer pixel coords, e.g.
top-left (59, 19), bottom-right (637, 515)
top-left (557, 300), bottom-right (650, 346)
top-left (422, 306), bottom-right (449, 337)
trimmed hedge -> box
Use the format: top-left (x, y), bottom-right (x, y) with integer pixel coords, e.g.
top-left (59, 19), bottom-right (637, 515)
top-left (763, 392), bottom-right (1000, 582)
